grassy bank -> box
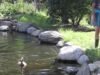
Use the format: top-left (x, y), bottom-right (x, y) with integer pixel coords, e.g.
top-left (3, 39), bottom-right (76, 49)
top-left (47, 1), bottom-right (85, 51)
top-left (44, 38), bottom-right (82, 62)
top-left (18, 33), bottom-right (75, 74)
top-left (59, 29), bottom-right (100, 62)
top-left (59, 29), bottom-right (94, 48)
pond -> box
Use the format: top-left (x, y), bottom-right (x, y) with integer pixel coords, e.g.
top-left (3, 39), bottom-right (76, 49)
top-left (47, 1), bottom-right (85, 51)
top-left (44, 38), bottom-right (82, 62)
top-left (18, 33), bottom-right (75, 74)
top-left (0, 32), bottom-right (68, 75)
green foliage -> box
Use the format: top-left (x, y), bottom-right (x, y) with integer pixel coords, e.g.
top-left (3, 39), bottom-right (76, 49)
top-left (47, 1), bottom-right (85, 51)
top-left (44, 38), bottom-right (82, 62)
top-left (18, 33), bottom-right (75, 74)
top-left (0, 2), bottom-right (15, 15)
top-left (0, 1), bottom-right (54, 29)
top-left (0, 2), bottom-right (34, 17)
top-left (85, 49), bottom-right (100, 62)
top-left (47, 0), bottom-right (91, 25)
top-left (16, 11), bottom-right (54, 29)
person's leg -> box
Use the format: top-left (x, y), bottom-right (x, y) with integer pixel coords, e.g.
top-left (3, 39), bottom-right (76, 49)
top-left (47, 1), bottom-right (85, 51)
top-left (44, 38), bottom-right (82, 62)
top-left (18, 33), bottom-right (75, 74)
top-left (95, 26), bottom-right (100, 48)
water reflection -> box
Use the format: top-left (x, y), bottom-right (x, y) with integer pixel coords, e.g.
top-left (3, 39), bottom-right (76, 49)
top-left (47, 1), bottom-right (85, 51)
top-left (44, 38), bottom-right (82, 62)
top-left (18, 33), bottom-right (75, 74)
top-left (0, 32), bottom-right (8, 37)
top-left (0, 32), bottom-right (65, 75)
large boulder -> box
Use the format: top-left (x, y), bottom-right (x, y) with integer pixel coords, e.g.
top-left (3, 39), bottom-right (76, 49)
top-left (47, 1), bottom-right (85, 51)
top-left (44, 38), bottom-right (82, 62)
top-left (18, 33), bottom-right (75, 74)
top-left (57, 45), bottom-right (84, 61)
top-left (38, 31), bottom-right (61, 44)
top-left (0, 25), bottom-right (9, 31)
top-left (15, 22), bottom-right (32, 32)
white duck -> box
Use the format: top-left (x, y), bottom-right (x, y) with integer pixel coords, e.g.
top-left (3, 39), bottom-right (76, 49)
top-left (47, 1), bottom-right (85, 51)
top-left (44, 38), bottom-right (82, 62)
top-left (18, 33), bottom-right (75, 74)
top-left (18, 57), bottom-right (27, 75)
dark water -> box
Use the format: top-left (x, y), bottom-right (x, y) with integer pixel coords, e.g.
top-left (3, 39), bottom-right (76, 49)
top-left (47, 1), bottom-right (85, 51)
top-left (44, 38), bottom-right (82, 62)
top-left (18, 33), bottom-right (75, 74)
top-left (0, 32), bottom-right (66, 75)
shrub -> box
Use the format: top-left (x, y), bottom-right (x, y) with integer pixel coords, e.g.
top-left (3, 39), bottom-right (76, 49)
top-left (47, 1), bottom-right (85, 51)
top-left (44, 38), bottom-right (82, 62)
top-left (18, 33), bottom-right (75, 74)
top-left (47, 0), bottom-right (91, 26)
top-left (0, 2), bottom-right (34, 17)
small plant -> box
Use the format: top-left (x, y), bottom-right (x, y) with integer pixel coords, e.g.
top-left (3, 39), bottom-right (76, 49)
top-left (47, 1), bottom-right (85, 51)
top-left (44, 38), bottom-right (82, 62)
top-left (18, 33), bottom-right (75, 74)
top-left (85, 49), bottom-right (100, 62)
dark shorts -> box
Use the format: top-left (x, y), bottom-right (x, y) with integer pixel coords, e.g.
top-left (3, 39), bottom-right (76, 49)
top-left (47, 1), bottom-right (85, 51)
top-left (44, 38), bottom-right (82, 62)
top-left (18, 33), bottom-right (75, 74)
top-left (91, 9), bottom-right (100, 27)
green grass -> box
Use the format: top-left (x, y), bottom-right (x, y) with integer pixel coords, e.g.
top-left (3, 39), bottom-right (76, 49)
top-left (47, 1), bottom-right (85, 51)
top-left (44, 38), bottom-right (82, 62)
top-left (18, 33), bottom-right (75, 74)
top-left (59, 29), bottom-right (100, 62)
top-left (16, 11), bottom-right (53, 29)
top-left (59, 29), bottom-right (95, 48)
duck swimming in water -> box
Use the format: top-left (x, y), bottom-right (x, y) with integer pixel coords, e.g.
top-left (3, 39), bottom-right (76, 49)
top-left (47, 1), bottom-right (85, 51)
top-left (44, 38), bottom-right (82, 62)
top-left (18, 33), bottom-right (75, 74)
top-left (18, 57), bottom-right (27, 75)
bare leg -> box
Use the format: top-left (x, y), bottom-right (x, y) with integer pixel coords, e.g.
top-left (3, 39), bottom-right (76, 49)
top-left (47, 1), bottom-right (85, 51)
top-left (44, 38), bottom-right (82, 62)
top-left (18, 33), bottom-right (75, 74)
top-left (95, 26), bottom-right (100, 48)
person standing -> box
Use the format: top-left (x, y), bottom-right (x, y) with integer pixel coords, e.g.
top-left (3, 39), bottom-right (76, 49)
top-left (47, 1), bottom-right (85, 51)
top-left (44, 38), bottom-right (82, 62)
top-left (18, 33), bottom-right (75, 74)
top-left (91, 0), bottom-right (100, 48)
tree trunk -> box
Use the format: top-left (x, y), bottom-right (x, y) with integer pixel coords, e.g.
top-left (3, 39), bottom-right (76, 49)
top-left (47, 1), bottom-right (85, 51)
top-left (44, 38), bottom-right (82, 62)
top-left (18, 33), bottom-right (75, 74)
top-left (34, 0), bottom-right (41, 12)
top-left (61, 15), bottom-right (69, 24)
top-left (72, 19), bottom-right (75, 26)
top-left (76, 15), bottom-right (83, 26)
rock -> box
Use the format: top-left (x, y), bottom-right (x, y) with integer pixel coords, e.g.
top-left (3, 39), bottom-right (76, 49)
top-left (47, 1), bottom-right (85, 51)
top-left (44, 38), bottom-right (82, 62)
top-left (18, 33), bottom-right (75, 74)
top-left (76, 64), bottom-right (91, 75)
top-left (92, 61), bottom-right (100, 75)
top-left (10, 19), bottom-right (18, 23)
top-left (56, 40), bottom-right (64, 47)
top-left (15, 22), bottom-right (32, 32)
top-left (96, 68), bottom-right (100, 75)
top-left (77, 55), bottom-right (89, 65)
top-left (0, 21), bottom-right (12, 26)
top-left (64, 42), bottom-right (73, 46)
top-left (93, 61), bottom-right (100, 68)
top-left (57, 45), bottom-right (84, 61)
top-left (0, 21), bottom-right (16, 31)
top-left (38, 31), bottom-right (61, 44)
top-left (31, 30), bottom-right (41, 37)
top-left (27, 27), bottom-right (37, 34)
top-left (64, 66), bottom-right (79, 73)
top-left (56, 41), bottom-right (73, 48)
top-left (58, 66), bottom-right (79, 74)
top-left (0, 25), bottom-right (9, 31)
top-left (88, 63), bottom-right (98, 72)
top-left (56, 63), bottom-right (79, 74)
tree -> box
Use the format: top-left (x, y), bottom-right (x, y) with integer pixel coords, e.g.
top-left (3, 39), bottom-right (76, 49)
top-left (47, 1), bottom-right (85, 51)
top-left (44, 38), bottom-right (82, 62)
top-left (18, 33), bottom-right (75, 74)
top-left (47, 0), bottom-right (91, 26)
